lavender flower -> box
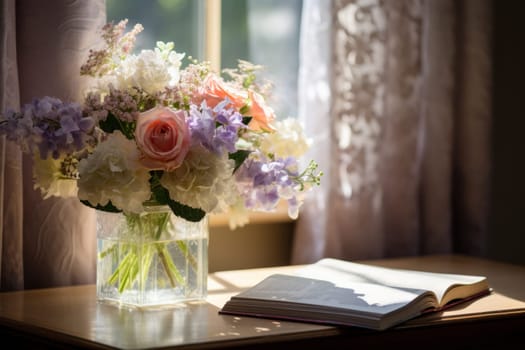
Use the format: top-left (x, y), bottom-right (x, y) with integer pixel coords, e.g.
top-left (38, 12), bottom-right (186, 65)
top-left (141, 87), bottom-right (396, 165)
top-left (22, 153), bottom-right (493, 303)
top-left (235, 154), bottom-right (302, 213)
top-left (1, 97), bottom-right (96, 159)
top-left (188, 100), bottom-right (246, 155)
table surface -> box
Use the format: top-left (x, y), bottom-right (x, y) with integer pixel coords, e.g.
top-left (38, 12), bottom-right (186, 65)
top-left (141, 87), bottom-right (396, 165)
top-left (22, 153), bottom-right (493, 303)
top-left (1, 254), bottom-right (525, 349)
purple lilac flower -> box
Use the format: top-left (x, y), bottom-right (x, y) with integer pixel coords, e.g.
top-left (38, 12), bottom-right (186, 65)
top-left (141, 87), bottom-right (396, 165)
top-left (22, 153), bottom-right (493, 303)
top-left (235, 154), bottom-right (301, 212)
top-left (188, 99), bottom-right (246, 155)
top-left (9, 96), bottom-right (96, 159)
top-left (188, 103), bottom-right (216, 149)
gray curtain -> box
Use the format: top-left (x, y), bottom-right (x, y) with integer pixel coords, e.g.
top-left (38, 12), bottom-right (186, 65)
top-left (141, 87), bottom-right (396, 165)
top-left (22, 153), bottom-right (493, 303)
top-left (0, 0), bottom-right (105, 291)
top-left (292, 0), bottom-right (492, 263)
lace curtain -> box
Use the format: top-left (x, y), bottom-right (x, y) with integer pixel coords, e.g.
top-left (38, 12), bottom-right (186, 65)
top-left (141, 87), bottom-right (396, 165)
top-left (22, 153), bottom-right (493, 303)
top-left (293, 0), bottom-right (492, 263)
top-left (0, 0), bottom-right (105, 291)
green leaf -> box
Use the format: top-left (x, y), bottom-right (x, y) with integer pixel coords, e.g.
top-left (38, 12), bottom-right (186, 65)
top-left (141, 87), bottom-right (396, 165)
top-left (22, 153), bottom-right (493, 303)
top-left (99, 113), bottom-right (136, 140)
top-left (229, 149), bottom-right (251, 172)
top-left (152, 185), bottom-right (206, 222)
top-left (166, 200), bottom-right (206, 223)
top-left (242, 116), bottom-right (252, 126)
top-left (239, 104), bottom-right (250, 115)
top-left (80, 200), bottom-right (122, 213)
top-left (149, 170), bottom-right (164, 189)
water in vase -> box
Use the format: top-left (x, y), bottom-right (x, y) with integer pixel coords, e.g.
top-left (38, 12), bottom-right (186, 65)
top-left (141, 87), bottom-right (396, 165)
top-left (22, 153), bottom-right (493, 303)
top-left (96, 236), bottom-right (208, 308)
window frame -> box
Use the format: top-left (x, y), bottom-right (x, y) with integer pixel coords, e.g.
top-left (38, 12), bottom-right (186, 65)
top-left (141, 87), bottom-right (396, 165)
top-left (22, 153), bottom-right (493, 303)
top-left (204, 0), bottom-right (222, 72)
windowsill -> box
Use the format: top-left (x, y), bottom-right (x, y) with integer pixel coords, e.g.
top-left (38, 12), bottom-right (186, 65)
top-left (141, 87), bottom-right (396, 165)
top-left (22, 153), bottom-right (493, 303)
top-left (209, 201), bottom-right (292, 228)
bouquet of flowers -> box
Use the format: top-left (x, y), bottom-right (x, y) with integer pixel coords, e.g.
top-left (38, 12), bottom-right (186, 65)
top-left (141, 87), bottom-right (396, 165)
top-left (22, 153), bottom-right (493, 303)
top-left (0, 19), bottom-right (321, 227)
top-left (0, 20), bottom-right (321, 303)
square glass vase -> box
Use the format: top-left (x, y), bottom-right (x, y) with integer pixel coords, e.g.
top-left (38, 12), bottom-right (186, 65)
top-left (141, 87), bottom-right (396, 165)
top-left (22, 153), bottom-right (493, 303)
top-left (96, 205), bottom-right (208, 308)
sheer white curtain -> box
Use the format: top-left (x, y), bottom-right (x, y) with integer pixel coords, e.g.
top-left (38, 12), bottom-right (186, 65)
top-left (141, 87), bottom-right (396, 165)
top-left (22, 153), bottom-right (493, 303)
top-left (0, 0), bottom-right (105, 291)
top-left (293, 0), bottom-right (492, 263)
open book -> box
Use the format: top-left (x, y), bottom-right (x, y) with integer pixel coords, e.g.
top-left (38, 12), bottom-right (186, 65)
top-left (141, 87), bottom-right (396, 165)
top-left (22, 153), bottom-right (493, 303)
top-left (219, 258), bottom-right (491, 330)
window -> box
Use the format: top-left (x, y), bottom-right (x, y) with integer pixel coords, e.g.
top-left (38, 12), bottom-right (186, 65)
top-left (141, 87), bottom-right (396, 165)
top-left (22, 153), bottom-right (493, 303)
top-left (106, 0), bottom-right (204, 59)
top-left (106, 0), bottom-right (302, 121)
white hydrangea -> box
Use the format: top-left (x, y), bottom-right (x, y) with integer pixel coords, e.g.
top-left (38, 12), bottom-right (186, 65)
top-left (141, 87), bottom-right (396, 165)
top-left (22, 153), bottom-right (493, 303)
top-left (114, 42), bottom-right (184, 95)
top-left (77, 131), bottom-right (151, 213)
top-left (160, 145), bottom-right (236, 213)
top-left (113, 54), bottom-right (137, 90)
top-left (32, 154), bottom-right (78, 199)
top-left (259, 118), bottom-right (311, 158)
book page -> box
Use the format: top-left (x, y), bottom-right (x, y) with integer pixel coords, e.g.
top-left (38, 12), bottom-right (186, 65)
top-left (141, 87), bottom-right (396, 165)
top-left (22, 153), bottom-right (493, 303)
top-left (231, 274), bottom-right (433, 316)
top-left (293, 258), bottom-right (487, 304)
top-left (401, 292), bottom-right (525, 327)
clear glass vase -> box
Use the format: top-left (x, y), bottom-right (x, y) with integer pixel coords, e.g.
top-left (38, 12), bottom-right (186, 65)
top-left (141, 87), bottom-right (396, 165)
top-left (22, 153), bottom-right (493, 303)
top-left (96, 204), bottom-right (208, 308)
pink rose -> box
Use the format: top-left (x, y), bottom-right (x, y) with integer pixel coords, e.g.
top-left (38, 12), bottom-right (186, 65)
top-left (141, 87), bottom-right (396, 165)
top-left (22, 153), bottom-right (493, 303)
top-left (135, 106), bottom-right (190, 171)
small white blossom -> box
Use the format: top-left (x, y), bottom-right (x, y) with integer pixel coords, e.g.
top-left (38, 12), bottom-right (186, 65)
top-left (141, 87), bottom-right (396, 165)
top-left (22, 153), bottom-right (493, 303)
top-left (259, 118), bottom-right (311, 158)
top-left (225, 197), bottom-right (250, 230)
top-left (32, 154), bottom-right (78, 199)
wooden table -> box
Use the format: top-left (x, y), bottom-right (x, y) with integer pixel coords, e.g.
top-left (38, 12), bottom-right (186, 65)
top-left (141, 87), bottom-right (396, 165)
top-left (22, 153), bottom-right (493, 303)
top-left (1, 254), bottom-right (524, 349)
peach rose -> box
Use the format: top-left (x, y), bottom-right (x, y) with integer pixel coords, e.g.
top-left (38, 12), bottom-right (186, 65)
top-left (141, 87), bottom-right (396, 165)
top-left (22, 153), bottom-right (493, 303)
top-left (135, 106), bottom-right (190, 171)
top-left (246, 90), bottom-right (276, 131)
top-left (196, 74), bottom-right (247, 110)
top-left (197, 74), bottom-right (276, 131)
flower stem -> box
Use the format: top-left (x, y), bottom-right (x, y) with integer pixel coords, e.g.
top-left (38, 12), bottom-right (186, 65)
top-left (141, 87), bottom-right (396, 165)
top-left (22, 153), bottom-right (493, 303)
top-left (156, 243), bottom-right (185, 287)
top-left (100, 207), bottom-right (202, 295)
top-left (176, 241), bottom-right (197, 270)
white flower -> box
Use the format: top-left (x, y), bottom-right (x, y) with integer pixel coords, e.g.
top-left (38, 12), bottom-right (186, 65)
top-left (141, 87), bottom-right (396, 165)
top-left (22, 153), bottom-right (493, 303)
top-left (259, 118), bottom-right (311, 158)
top-left (112, 43), bottom-right (184, 95)
top-left (165, 49), bottom-right (185, 86)
top-left (160, 145), bottom-right (236, 212)
top-left (225, 198), bottom-right (250, 230)
top-left (113, 54), bottom-right (137, 90)
top-left (77, 131), bottom-right (151, 213)
top-left (32, 154), bottom-right (78, 199)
